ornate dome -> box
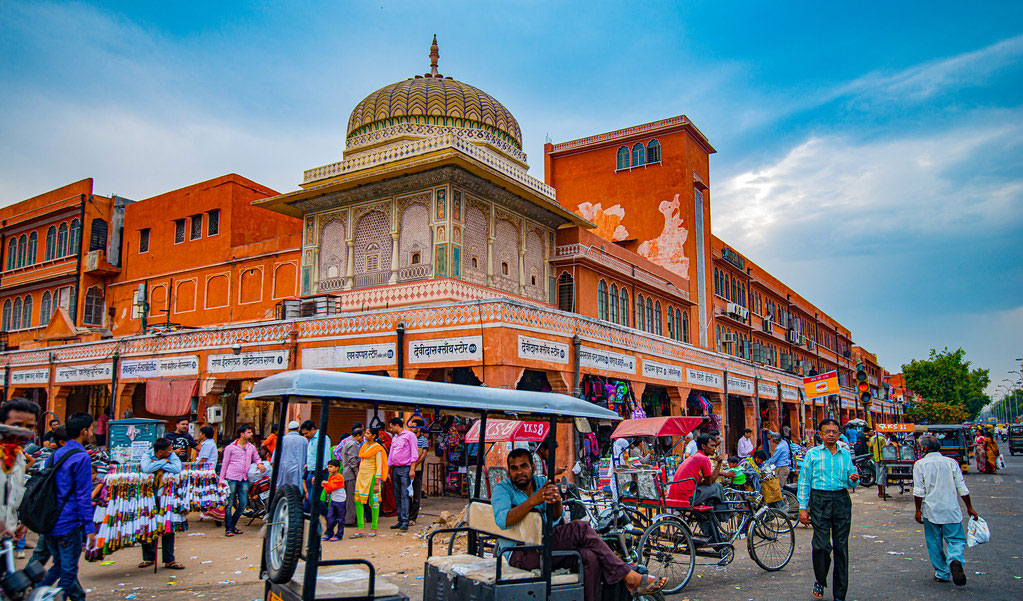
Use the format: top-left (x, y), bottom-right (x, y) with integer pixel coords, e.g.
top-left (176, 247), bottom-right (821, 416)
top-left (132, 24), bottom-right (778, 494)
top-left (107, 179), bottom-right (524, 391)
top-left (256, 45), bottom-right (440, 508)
top-left (346, 37), bottom-right (523, 150)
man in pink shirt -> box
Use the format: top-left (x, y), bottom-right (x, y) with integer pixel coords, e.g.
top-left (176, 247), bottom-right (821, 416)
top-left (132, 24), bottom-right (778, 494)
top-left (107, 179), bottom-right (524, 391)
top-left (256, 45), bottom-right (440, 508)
top-left (219, 424), bottom-right (263, 536)
top-left (387, 417), bottom-right (418, 531)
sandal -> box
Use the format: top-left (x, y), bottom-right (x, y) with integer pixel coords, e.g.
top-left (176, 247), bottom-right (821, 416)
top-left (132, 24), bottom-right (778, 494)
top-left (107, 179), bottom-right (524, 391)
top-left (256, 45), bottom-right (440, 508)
top-left (631, 574), bottom-right (667, 595)
top-left (232, 529), bottom-right (244, 535)
top-left (138, 561), bottom-right (154, 569)
top-left (225, 531), bottom-right (235, 538)
top-left (350, 533), bottom-right (366, 539)
top-left (812, 582), bottom-right (824, 599)
top-left (164, 562), bottom-right (186, 570)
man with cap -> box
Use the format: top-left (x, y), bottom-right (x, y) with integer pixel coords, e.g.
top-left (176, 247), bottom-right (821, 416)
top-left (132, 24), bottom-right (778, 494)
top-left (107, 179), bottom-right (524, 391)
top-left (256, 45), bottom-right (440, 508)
top-left (277, 421), bottom-right (308, 489)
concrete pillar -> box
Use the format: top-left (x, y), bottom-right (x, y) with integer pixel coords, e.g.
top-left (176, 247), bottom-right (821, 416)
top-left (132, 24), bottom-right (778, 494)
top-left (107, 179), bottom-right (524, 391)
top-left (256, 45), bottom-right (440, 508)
top-left (389, 231), bottom-right (400, 284)
top-left (518, 247), bottom-right (526, 296)
top-left (345, 240), bottom-right (355, 290)
top-left (486, 236), bottom-right (495, 286)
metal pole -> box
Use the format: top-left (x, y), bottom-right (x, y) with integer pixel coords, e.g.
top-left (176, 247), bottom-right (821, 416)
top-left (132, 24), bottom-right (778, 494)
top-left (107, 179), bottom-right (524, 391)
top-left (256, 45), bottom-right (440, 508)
top-left (302, 396), bottom-right (331, 601)
top-left (722, 370), bottom-right (730, 446)
top-left (473, 411), bottom-right (487, 499)
top-left (2, 363), bottom-right (9, 402)
top-left (107, 351), bottom-right (119, 421)
top-left (261, 396), bottom-right (290, 578)
top-left (396, 323), bottom-right (405, 378)
top-left (572, 334), bottom-right (581, 396)
top-left (543, 413), bottom-right (556, 601)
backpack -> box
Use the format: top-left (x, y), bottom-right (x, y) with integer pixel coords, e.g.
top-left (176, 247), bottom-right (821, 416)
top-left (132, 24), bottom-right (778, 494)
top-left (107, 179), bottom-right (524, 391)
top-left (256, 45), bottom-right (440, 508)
top-left (18, 448), bottom-right (85, 535)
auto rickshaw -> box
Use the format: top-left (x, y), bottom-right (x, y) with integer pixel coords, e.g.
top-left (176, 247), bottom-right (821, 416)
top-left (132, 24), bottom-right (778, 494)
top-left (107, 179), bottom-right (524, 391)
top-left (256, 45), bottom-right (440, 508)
top-left (1008, 424), bottom-right (1023, 456)
top-left (926, 424), bottom-right (972, 472)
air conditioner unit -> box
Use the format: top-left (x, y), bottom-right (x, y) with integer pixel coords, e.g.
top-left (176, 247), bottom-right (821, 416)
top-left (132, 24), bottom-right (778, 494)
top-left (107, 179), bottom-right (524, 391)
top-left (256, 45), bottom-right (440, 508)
top-left (740, 307), bottom-right (750, 320)
top-left (206, 405), bottom-right (223, 424)
top-left (726, 302), bottom-right (743, 318)
top-left (722, 333), bottom-right (737, 343)
top-left (806, 339), bottom-right (816, 351)
top-left (786, 330), bottom-right (798, 343)
top-left (798, 334), bottom-right (807, 345)
top-left (762, 318), bottom-right (773, 333)
top-left (842, 349), bottom-right (851, 358)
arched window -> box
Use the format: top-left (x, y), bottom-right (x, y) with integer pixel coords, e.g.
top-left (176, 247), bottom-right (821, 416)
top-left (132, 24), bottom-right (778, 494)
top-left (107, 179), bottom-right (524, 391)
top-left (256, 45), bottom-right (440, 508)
top-left (88, 218), bottom-right (105, 252)
top-left (609, 284), bottom-right (619, 324)
top-left (45, 226), bottom-right (56, 261)
top-left (1, 300), bottom-right (10, 331)
top-left (16, 235), bottom-right (26, 267)
top-left (6, 239), bottom-right (16, 271)
top-left (597, 280), bottom-right (608, 321)
top-left (654, 301), bottom-right (662, 335)
top-left (21, 295), bottom-right (32, 329)
top-left (40, 291), bottom-right (51, 326)
top-left (646, 139), bottom-right (661, 163)
top-left (27, 232), bottom-right (37, 265)
top-left (57, 223), bottom-right (68, 257)
top-left (557, 272), bottom-right (575, 313)
top-left (667, 305), bottom-right (675, 339)
top-left (11, 297), bottom-right (22, 330)
top-left (616, 146), bottom-right (630, 170)
top-left (681, 309), bottom-right (689, 343)
top-left (620, 288), bottom-right (629, 327)
top-left (83, 287), bottom-right (104, 326)
top-left (632, 143), bottom-right (646, 167)
top-left (636, 293), bottom-right (645, 331)
top-left (69, 219), bottom-right (82, 254)
top-left (646, 298), bottom-right (654, 333)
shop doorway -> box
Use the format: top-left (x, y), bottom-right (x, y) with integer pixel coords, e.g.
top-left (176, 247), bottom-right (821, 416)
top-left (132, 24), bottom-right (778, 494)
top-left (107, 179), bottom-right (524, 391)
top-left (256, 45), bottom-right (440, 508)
top-left (516, 370), bottom-right (552, 392)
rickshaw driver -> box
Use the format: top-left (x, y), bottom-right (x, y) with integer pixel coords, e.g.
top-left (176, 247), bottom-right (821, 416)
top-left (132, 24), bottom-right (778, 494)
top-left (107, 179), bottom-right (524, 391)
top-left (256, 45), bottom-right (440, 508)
top-left (492, 449), bottom-right (667, 600)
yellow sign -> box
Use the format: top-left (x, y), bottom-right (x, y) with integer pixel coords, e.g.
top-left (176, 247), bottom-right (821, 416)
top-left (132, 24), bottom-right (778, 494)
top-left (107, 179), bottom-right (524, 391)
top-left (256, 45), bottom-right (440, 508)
top-left (802, 370), bottom-right (839, 399)
top-left (877, 423), bottom-right (915, 433)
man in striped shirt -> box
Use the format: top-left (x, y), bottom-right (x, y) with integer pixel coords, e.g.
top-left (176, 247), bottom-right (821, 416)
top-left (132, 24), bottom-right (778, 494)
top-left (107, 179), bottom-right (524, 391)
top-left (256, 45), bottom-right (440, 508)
top-left (798, 418), bottom-right (860, 601)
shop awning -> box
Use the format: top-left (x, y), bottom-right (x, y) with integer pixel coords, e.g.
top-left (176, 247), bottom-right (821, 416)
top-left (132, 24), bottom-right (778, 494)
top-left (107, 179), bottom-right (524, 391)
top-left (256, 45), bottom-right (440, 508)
top-left (465, 419), bottom-right (550, 443)
top-left (145, 378), bottom-right (199, 416)
top-left (611, 416), bottom-right (704, 439)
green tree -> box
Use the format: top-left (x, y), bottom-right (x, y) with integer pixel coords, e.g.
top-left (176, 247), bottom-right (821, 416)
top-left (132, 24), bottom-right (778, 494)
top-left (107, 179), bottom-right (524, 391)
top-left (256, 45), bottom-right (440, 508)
top-left (905, 401), bottom-right (969, 424)
top-left (902, 347), bottom-right (990, 419)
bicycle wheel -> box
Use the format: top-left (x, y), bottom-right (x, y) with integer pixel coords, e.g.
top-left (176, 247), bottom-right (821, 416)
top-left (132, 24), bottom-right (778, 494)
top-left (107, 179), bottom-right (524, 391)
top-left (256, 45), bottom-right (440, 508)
top-left (781, 490), bottom-right (799, 520)
top-left (639, 518), bottom-right (695, 595)
top-left (746, 508), bottom-right (795, 571)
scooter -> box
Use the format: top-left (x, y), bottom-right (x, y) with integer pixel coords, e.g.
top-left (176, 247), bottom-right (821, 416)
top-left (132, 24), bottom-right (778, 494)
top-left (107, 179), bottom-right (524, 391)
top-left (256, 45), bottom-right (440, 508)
top-left (852, 454), bottom-right (876, 487)
top-left (0, 539), bottom-right (62, 601)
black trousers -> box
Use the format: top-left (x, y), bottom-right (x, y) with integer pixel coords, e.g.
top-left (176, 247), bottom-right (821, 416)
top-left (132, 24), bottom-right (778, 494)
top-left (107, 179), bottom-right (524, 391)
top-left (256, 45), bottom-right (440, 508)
top-left (809, 489), bottom-right (851, 600)
top-left (409, 469), bottom-right (424, 521)
top-left (142, 532), bottom-right (175, 564)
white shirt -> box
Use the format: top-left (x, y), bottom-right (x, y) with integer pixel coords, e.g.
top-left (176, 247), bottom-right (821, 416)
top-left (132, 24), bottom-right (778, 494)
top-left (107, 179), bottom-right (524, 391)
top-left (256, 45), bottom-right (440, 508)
top-left (684, 439), bottom-right (698, 458)
top-left (330, 486), bottom-right (347, 503)
top-left (612, 438), bottom-right (630, 467)
top-left (737, 436), bottom-right (754, 458)
top-left (913, 452), bottom-right (969, 524)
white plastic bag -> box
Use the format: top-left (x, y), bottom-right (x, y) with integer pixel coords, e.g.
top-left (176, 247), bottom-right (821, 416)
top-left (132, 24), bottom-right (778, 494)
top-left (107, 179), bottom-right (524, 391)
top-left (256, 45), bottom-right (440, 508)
top-left (996, 455), bottom-right (1005, 470)
top-left (966, 516), bottom-right (990, 547)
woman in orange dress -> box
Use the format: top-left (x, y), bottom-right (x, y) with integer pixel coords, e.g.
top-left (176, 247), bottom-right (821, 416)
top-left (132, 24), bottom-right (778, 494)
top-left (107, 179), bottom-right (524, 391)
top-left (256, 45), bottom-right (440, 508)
top-left (984, 432), bottom-right (1000, 474)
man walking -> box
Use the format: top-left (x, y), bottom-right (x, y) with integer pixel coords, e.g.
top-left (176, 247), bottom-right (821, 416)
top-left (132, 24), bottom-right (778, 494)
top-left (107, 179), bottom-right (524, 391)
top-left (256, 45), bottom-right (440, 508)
top-left (220, 424), bottom-right (263, 536)
top-left (140, 438), bottom-right (185, 569)
top-left (340, 427), bottom-right (364, 526)
top-left (913, 434), bottom-right (977, 586)
top-left (387, 417), bottom-right (417, 531)
top-left (767, 432), bottom-right (793, 484)
top-left (798, 418), bottom-right (859, 601)
top-left (277, 421), bottom-right (307, 489)
top-left (39, 413), bottom-right (94, 601)
top-left (866, 427), bottom-right (888, 497)
top-left (301, 420), bottom-right (331, 513)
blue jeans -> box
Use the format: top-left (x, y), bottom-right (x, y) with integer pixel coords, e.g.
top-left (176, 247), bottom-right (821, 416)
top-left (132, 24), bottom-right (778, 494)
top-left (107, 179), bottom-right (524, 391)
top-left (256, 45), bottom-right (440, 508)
top-left (224, 479), bottom-right (250, 532)
top-left (40, 527), bottom-right (86, 601)
top-left (391, 465), bottom-right (411, 525)
top-left (923, 519), bottom-right (966, 580)
top-left (15, 534), bottom-right (26, 551)
top-left (304, 470), bottom-right (326, 514)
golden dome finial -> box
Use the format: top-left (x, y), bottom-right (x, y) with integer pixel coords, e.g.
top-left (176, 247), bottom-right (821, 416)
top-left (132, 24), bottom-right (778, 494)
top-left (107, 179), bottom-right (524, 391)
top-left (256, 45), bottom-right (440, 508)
top-left (429, 34), bottom-right (440, 77)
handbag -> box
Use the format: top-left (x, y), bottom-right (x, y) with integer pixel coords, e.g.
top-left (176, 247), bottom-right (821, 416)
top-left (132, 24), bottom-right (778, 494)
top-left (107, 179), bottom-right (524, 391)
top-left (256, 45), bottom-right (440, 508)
top-left (761, 476), bottom-right (783, 503)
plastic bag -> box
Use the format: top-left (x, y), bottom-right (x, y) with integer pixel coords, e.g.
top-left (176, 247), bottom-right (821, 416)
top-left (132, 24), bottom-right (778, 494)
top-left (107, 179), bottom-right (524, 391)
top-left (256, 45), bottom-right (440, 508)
top-left (966, 516), bottom-right (990, 547)
top-left (996, 455), bottom-right (1005, 470)
top-left (407, 483), bottom-right (414, 497)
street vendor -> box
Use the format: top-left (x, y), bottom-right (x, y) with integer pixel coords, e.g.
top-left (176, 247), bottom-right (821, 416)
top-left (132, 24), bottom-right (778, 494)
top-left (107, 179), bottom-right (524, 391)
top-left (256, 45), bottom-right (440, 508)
top-left (492, 449), bottom-right (667, 600)
top-left (139, 438), bottom-right (185, 570)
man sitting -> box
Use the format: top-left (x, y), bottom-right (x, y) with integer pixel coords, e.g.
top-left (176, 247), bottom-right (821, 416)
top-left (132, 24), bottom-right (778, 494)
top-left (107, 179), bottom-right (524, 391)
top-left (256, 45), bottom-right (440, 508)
top-left (491, 449), bottom-right (666, 600)
top-left (668, 433), bottom-right (726, 507)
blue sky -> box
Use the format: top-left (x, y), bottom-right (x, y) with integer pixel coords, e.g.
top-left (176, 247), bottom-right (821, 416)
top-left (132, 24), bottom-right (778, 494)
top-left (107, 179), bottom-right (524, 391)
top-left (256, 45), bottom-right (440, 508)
top-left (2, 1), bottom-right (1021, 400)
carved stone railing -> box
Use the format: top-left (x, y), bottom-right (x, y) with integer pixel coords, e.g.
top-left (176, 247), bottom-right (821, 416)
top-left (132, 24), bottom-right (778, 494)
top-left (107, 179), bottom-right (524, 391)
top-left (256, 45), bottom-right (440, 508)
top-left (318, 276), bottom-right (346, 293)
top-left (353, 270), bottom-right (391, 289)
top-left (399, 264), bottom-right (432, 281)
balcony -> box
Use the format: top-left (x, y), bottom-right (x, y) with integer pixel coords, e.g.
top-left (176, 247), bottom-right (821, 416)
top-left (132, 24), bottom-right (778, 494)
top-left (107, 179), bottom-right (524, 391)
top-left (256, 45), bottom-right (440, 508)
top-left (83, 250), bottom-right (120, 277)
top-left (399, 263), bottom-right (432, 282)
top-left (353, 270), bottom-right (391, 289)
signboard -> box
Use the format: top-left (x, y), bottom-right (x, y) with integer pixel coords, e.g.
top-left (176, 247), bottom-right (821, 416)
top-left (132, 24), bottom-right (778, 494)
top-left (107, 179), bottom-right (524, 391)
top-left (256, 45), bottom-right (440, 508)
top-left (108, 418), bottom-right (165, 465)
top-left (408, 336), bottom-right (482, 364)
top-left (302, 343), bottom-right (395, 369)
top-left (781, 386), bottom-right (799, 401)
top-left (207, 350), bottom-right (289, 373)
top-left (517, 335), bottom-right (569, 364)
top-left (120, 355), bottom-right (200, 380)
top-left (727, 376), bottom-right (754, 395)
top-left (10, 368), bottom-right (49, 386)
top-left (642, 359), bottom-right (684, 383)
top-left (55, 362), bottom-right (112, 384)
top-left (579, 345), bottom-right (635, 375)
top-left (687, 368), bottom-right (722, 389)
top-left (803, 370), bottom-right (839, 399)
top-left (877, 423), bottom-right (915, 433)
top-left (757, 382), bottom-right (778, 398)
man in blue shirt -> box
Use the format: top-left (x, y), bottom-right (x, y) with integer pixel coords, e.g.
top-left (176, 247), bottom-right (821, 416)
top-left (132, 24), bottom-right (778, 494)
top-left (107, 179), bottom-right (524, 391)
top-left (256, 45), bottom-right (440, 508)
top-left (491, 449), bottom-right (666, 600)
top-left (301, 420), bottom-right (331, 513)
top-left (797, 418), bottom-right (860, 601)
top-left (140, 438), bottom-right (185, 569)
top-left (767, 432), bottom-right (793, 485)
top-left (39, 413), bottom-right (95, 601)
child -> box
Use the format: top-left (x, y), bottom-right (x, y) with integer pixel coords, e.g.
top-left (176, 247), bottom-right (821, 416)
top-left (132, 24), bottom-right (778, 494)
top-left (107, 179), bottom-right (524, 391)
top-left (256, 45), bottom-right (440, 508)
top-left (322, 459), bottom-right (347, 541)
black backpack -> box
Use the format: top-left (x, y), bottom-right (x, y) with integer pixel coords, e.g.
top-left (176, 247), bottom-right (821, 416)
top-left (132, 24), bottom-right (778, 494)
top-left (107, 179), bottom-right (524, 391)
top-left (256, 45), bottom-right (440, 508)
top-left (18, 448), bottom-right (84, 535)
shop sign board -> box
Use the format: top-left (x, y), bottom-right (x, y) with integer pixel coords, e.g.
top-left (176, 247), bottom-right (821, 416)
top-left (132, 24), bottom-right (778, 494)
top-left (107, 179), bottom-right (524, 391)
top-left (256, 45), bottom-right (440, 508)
top-left (728, 376), bottom-right (754, 395)
top-left (55, 362), bottom-right (113, 384)
top-left (408, 336), bottom-right (482, 364)
top-left (803, 370), bottom-right (839, 399)
top-left (642, 359), bottom-right (684, 383)
top-left (579, 345), bottom-right (636, 375)
top-left (120, 355), bottom-right (200, 380)
top-left (877, 423), bottom-right (915, 433)
top-left (207, 350), bottom-right (289, 373)
top-left (9, 368), bottom-right (48, 386)
top-left (517, 335), bottom-right (569, 364)
top-left (758, 382), bottom-right (779, 398)
top-left (302, 343), bottom-right (395, 369)
top-left (686, 368), bottom-right (722, 389)
top-left (781, 386), bottom-right (799, 401)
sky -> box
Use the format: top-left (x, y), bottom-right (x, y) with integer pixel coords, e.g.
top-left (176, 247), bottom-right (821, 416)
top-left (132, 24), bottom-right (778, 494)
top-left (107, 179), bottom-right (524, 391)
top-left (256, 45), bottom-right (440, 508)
top-left (1, 1), bottom-right (1021, 400)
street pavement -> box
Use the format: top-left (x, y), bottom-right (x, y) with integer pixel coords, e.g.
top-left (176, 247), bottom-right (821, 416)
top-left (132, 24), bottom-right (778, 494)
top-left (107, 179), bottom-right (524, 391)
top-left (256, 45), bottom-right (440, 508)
top-left (32, 454), bottom-right (1022, 601)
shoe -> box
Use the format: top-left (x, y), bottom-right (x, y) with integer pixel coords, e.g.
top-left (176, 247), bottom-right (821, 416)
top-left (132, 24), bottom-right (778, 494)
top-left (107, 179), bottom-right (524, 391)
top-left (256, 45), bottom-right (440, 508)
top-left (15, 551), bottom-right (24, 559)
top-left (400, 524), bottom-right (408, 532)
top-left (390, 523), bottom-right (403, 530)
top-left (934, 576), bottom-right (950, 583)
top-left (812, 582), bottom-right (824, 599)
top-left (950, 560), bottom-right (966, 586)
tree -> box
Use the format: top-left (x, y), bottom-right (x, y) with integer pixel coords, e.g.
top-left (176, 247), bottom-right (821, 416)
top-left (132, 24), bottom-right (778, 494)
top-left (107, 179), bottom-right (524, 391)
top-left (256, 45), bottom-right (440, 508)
top-left (902, 347), bottom-right (990, 419)
top-left (905, 401), bottom-right (969, 424)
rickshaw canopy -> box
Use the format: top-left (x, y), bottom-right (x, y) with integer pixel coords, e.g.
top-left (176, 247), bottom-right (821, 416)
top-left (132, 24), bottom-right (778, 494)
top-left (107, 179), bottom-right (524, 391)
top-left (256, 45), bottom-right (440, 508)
top-left (465, 419), bottom-right (550, 443)
top-left (247, 369), bottom-right (622, 421)
top-left (611, 416), bottom-right (704, 439)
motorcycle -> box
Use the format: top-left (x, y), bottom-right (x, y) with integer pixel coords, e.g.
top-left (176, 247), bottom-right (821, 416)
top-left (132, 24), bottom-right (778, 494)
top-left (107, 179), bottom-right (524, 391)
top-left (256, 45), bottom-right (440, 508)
top-left (853, 454), bottom-right (876, 487)
top-left (0, 539), bottom-right (62, 601)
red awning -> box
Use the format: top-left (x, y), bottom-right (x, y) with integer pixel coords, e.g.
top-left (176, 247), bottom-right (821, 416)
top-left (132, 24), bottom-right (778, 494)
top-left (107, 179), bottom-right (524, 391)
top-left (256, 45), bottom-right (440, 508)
top-left (145, 378), bottom-right (199, 416)
top-left (611, 416), bottom-right (704, 439)
top-left (465, 419), bottom-right (550, 444)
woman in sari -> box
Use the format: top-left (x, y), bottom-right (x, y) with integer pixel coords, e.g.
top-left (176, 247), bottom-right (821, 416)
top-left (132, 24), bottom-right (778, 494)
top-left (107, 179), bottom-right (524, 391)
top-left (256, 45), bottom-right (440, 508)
top-left (351, 427), bottom-right (388, 538)
top-left (985, 432), bottom-right (1000, 474)
top-left (974, 429), bottom-right (989, 473)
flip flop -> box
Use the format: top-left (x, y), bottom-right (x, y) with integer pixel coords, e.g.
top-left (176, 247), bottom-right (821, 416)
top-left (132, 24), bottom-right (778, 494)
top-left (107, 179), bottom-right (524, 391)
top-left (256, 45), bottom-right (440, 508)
top-left (138, 561), bottom-right (154, 568)
top-left (632, 574), bottom-right (667, 595)
top-left (164, 562), bottom-right (186, 570)
top-left (350, 533), bottom-right (366, 539)
top-left (812, 582), bottom-right (824, 599)
top-left (225, 531), bottom-right (235, 538)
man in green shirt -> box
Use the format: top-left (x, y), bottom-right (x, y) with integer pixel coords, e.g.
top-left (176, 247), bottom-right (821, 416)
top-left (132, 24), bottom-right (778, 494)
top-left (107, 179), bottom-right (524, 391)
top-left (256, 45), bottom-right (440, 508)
top-left (866, 428), bottom-right (887, 498)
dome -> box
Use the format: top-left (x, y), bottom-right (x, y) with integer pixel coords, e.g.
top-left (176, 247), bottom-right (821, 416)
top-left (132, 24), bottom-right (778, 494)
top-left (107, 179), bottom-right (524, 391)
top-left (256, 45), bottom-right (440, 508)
top-left (346, 37), bottom-right (523, 150)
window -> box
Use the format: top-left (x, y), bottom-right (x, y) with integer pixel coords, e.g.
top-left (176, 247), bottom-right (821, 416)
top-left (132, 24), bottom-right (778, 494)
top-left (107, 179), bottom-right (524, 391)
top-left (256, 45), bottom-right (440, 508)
top-left (654, 301), bottom-right (662, 335)
top-left (5, 239), bottom-right (15, 270)
top-left (366, 255), bottom-right (378, 271)
top-left (27, 232), bottom-right (36, 265)
top-left (636, 293), bottom-right (645, 330)
top-left (667, 306), bottom-right (674, 339)
top-left (610, 284), bottom-right (619, 324)
top-left (57, 223), bottom-right (69, 257)
top-left (632, 143), bottom-right (646, 167)
top-left (411, 252), bottom-right (421, 264)
top-left (620, 288), bottom-right (629, 327)
top-left (138, 229), bottom-right (150, 253)
top-left (21, 295), bottom-right (31, 329)
top-left (174, 219), bottom-right (185, 244)
top-left (531, 275), bottom-right (536, 286)
top-left (616, 146), bottom-right (630, 170)
top-left (40, 291), bottom-right (51, 326)
top-left (681, 309), bottom-right (689, 343)
top-left (557, 272), bottom-right (574, 313)
top-left (471, 257), bottom-right (478, 269)
top-left (207, 209), bottom-right (220, 236)
top-left (11, 297), bottom-right (21, 331)
top-left (597, 280), bottom-right (608, 321)
top-left (646, 139), bottom-right (661, 163)
top-left (45, 226), bottom-right (56, 261)
top-left (501, 261), bottom-right (509, 276)
top-left (646, 298), bottom-right (654, 333)
top-left (189, 215), bottom-right (202, 241)
top-left (83, 287), bottom-right (104, 326)
top-left (88, 218), bottom-right (105, 252)
top-left (1, 300), bottom-right (9, 331)
top-left (16, 235), bottom-right (26, 267)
